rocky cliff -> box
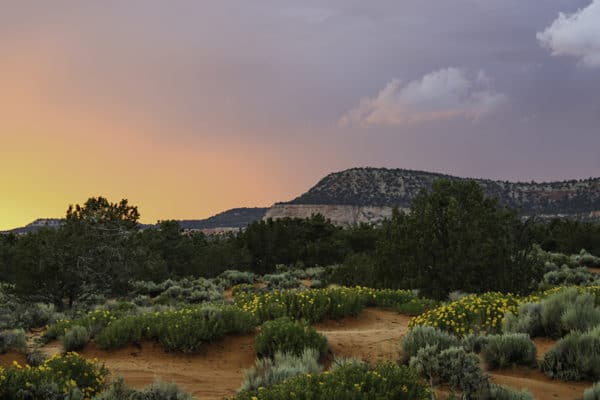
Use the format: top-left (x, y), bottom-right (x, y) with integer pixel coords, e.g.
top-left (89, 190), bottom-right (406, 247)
top-left (265, 167), bottom-right (600, 225)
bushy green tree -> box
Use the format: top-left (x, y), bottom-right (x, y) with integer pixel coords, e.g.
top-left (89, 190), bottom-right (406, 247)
top-left (376, 179), bottom-right (542, 299)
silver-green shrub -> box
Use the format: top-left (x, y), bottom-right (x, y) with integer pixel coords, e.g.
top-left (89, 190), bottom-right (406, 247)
top-left (489, 384), bottom-right (533, 400)
top-left (0, 328), bottom-right (27, 354)
top-left (541, 325), bottom-right (600, 381)
top-left (62, 325), bottom-right (90, 352)
top-left (402, 325), bottom-right (460, 361)
top-left (481, 334), bottom-right (537, 369)
top-left (240, 348), bottom-right (322, 391)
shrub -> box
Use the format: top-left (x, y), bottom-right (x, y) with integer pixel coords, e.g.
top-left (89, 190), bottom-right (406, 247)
top-left (95, 316), bottom-right (145, 350)
top-left (461, 334), bottom-right (489, 353)
top-left (394, 298), bottom-right (438, 316)
top-left (541, 325), bottom-right (600, 381)
top-left (409, 292), bottom-right (525, 336)
top-left (503, 303), bottom-right (543, 337)
top-left (541, 288), bottom-right (600, 338)
top-left (402, 325), bottom-right (459, 361)
top-left (0, 352), bottom-right (109, 399)
top-left (577, 251), bottom-right (600, 268)
top-left (541, 266), bottom-right (599, 287)
top-left (93, 378), bottom-right (135, 400)
top-left (26, 349), bottom-right (47, 367)
top-left (308, 280), bottom-right (326, 289)
top-left (489, 384), bottom-right (533, 400)
top-left (96, 305), bottom-right (256, 352)
top-left (62, 325), bottom-right (91, 352)
top-left (129, 381), bottom-right (195, 400)
top-left (438, 347), bottom-right (489, 400)
top-left (21, 303), bottom-right (58, 329)
top-left (233, 361), bottom-right (429, 400)
top-left (255, 317), bottom-right (327, 359)
top-left (504, 288), bottom-right (600, 338)
top-left (0, 329), bottom-right (27, 354)
top-left (584, 383), bottom-right (600, 400)
top-left (481, 334), bottom-right (537, 369)
top-left (410, 345), bottom-right (489, 399)
top-left (218, 270), bottom-right (256, 286)
top-left (235, 286), bottom-right (418, 324)
top-left (263, 273), bottom-right (301, 290)
top-left (45, 309), bottom-right (124, 341)
top-left (240, 348), bottom-right (322, 391)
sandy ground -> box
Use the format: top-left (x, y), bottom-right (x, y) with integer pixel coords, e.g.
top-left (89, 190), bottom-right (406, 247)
top-left (0, 307), bottom-right (594, 399)
top-left (81, 334), bottom-right (257, 399)
top-left (588, 267), bottom-right (600, 275)
top-left (315, 307), bottom-right (411, 364)
top-left (490, 367), bottom-right (590, 400)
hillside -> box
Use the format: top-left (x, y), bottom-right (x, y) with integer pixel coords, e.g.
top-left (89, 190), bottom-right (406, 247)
top-left (176, 207), bottom-right (268, 230)
top-left (267, 168), bottom-right (600, 223)
top-left (2, 218), bottom-right (63, 235)
top-left (3, 208), bottom-right (268, 234)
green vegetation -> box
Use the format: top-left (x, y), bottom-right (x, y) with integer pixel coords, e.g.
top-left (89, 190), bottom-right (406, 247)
top-left (0, 179), bottom-right (599, 399)
top-left (240, 348), bottom-right (322, 391)
top-left (541, 325), bottom-right (600, 381)
top-left (233, 360), bottom-right (430, 400)
top-left (481, 334), bottom-right (537, 369)
top-left (401, 326), bottom-right (460, 361)
top-left (410, 292), bottom-right (525, 335)
top-left (0, 329), bottom-right (27, 354)
top-left (62, 325), bottom-right (90, 352)
top-left (503, 288), bottom-right (600, 338)
top-left (0, 352), bottom-right (108, 399)
top-left (95, 304), bottom-right (255, 352)
top-left (255, 317), bottom-right (327, 359)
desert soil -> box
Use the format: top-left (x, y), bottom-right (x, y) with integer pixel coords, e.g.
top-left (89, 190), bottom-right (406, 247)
top-left (0, 307), bottom-right (593, 400)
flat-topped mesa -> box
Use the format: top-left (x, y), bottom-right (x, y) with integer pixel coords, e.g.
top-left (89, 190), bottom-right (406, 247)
top-left (265, 167), bottom-right (600, 225)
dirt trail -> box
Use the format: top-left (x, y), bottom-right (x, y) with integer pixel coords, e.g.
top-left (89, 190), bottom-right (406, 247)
top-left (316, 307), bottom-right (411, 363)
top-left (490, 368), bottom-right (590, 400)
top-left (81, 334), bottom-right (256, 399)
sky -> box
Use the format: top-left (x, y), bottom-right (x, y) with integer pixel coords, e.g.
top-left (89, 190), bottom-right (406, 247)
top-left (1, 1), bottom-right (600, 229)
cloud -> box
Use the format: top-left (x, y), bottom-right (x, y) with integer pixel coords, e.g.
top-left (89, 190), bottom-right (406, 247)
top-left (339, 68), bottom-right (507, 127)
top-left (537, 0), bottom-right (600, 67)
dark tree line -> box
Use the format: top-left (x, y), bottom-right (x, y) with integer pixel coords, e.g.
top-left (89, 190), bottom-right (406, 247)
top-left (1, 180), bottom-right (599, 306)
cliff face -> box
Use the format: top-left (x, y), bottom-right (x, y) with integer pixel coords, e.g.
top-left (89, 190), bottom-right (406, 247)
top-left (264, 204), bottom-right (403, 226)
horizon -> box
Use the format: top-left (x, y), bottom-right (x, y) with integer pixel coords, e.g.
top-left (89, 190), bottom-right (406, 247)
top-left (2, 1), bottom-right (600, 230)
top-left (3, 165), bottom-right (600, 231)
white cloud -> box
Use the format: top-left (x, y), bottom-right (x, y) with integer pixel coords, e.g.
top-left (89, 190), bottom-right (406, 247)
top-left (537, 0), bottom-right (600, 67)
top-left (339, 68), bottom-right (507, 127)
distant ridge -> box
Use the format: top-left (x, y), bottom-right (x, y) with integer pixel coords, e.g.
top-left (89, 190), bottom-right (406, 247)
top-left (3, 208), bottom-right (268, 234)
top-left (176, 207), bottom-right (268, 230)
top-left (2, 218), bottom-right (63, 235)
top-left (268, 167), bottom-right (600, 222)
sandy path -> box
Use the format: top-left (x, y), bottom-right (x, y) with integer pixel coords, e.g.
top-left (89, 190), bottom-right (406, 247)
top-left (490, 368), bottom-right (590, 400)
top-left (315, 307), bottom-right (411, 363)
top-left (81, 333), bottom-right (256, 399)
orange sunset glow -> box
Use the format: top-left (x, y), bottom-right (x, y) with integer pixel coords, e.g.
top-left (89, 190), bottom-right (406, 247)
top-left (2, 2), bottom-right (600, 231)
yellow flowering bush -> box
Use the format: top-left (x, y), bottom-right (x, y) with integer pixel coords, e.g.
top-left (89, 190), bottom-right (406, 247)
top-left (409, 292), bottom-right (531, 335)
top-left (235, 286), bottom-right (422, 323)
top-left (95, 304), bottom-right (256, 352)
top-left (44, 309), bottom-right (120, 342)
top-left (0, 352), bottom-right (108, 399)
top-left (542, 285), bottom-right (600, 304)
